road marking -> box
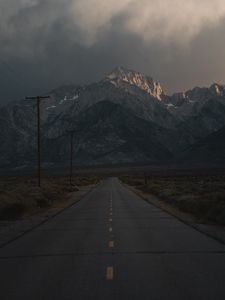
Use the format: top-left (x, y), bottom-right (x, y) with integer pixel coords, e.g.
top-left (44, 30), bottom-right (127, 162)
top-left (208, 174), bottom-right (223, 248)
top-left (106, 267), bottom-right (114, 280)
top-left (110, 212), bottom-right (113, 216)
top-left (109, 218), bottom-right (112, 222)
top-left (108, 241), bottom-right (114, 248)
top-left (109, 227), bottom-right (113, 232)
top-left (110, 191), bottom-right (113, 208)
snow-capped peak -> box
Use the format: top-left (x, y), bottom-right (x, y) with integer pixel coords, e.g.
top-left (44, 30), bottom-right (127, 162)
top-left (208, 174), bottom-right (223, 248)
top-left (210, 83), bottom-right (225, 96)
top-left (105, 66), bottom-right (164, 100)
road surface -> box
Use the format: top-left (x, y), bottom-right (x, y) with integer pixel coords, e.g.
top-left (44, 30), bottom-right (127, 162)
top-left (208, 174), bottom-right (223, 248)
top-left (0, 177), bottom-right (225, 300)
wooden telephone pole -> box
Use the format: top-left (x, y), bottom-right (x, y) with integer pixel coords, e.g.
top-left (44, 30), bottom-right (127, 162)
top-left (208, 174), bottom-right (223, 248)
top-left (26, 96), bottom-right (50, 187)
top-left (70, 131), bottom-right (74, 186)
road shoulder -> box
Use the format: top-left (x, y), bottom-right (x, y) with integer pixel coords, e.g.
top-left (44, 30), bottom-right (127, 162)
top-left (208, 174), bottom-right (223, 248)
top-left (123, 182), bottom-right (225, 245)
top-left (0, 184), bottom-right (97, 248)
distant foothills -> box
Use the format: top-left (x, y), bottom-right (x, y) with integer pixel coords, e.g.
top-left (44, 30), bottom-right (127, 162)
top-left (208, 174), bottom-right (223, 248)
top-left (1, 66), bottom-right (225, 169)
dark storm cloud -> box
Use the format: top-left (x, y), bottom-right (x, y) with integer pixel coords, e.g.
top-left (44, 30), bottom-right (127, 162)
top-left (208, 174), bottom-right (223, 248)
top-left (1, 0), bottom-right (225, 103)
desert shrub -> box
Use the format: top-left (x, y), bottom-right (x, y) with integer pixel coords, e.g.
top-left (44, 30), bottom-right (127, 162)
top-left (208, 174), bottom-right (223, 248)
top-left (36, 198), bottom-right (50, 208)
top-left (0, 202), bottom-right (26, 220)
top-left (157, 188), bottom-right (180, 200)
top-left (0, 175), bottom-right (101, 220)
top-left (211, 206), bottom-right (225, 225)
top-left (121, 174), bottom-right (225, 225)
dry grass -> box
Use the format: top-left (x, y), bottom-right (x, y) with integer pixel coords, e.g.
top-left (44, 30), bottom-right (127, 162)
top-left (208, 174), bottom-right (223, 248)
top-left (120, 174), bottom-right (225, 225)
top-left (0, 176), bottom-right (102, 220)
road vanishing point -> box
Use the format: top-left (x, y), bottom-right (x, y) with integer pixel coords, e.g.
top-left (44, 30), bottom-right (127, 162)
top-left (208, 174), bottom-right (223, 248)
top-left (0, 178), bottom-right (225, 299)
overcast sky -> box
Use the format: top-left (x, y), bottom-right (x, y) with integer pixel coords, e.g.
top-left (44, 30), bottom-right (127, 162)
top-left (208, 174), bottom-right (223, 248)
top-left (1, 0), bottom-right (225, 103)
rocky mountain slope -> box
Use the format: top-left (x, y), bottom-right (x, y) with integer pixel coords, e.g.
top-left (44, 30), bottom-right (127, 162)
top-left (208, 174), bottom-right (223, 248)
top-left (1, 66), bottom-right (225, 168)
top-left (165, 83), bottom-right (225, 118)
top-left (182, 126), bottom-right (225, 165)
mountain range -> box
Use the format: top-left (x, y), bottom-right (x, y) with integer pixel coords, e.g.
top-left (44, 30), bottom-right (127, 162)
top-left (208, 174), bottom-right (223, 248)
top-left (1, 66), bottom-right (225, 169)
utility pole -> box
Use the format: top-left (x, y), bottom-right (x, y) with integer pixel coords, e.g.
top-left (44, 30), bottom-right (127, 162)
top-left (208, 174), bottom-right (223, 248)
top-left (70, 131), bottom-right (74, 186)
top-left (26, 96), bottom-right (50, 187)
top-left (67, 97), bottom-right (80, 186)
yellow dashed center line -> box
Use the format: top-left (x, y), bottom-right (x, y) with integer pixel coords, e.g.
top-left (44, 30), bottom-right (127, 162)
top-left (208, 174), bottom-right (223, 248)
top-left (106, 267), bottom-right (114, 280)
top-left (106, 191), bottom-right (114, 280)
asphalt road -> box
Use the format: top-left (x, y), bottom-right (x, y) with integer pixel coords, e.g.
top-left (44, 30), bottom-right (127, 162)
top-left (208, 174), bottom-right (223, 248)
top-left (0, 177), bottom-right (225, 300)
